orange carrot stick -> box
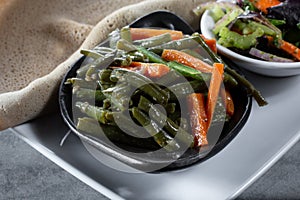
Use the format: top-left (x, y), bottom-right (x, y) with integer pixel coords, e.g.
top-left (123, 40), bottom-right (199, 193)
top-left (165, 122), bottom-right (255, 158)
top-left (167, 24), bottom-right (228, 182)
top-left (187, 93), bottom-right (208, 147)
top-left (130, 28), bottom-right (183, 41)
top-left (200, 35), bottom-right (217, 53)
top-left (206, 63), bottom-right (224, 127)
top-left (266, 36), bottom-right (300, 61)
top-left (220, 88), bottom-right (235, 117)
top-left (278, 40), bottom-right (300, 61)
top-left (161, 49), bottom-right (213, 73)
top-left (249, 0), bottom-right (281, 13)
top-left (118, 62), bottom-right (170, 78)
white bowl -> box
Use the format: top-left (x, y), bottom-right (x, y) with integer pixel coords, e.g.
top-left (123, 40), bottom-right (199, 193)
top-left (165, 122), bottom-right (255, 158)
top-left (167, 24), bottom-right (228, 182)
top-left (200, 9), bottom-right (300, 77)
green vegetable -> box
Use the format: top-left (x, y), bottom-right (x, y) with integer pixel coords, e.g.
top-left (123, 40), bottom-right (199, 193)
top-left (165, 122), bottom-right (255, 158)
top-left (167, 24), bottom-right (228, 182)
top-left (80, 49), bottom-right (104, 59)
top-left (108, 29), bottom-right (121, 48)
top-left (146, 103), bottom-right (194, 147)
top-left (98, 69), bottom-right (114, 84)
top-left (218, 27), bottom-right (264, 50)
top-left (133, 33), bottom-right (172, 48)
top-left (116, 39), bottom-right (137, 52)
top-left (76, 102), bottom-right (113, 124)
top-left (131, 107), bottom-right (180, 152)
top-left (166, 80), bottom-right (208, 101)
top-left (65, 77), bottom-right (98, 90)
top-left (148, 36), bottom-right (201, 54)
top-left (74, 88), bottom-right (106, 102)
top-left (167, 61), bottom-right (211, 82)
top-left (209, 5), bottom-right (226, 21)
top-left (77, 117), bottom-right (159, 150)
top-left (213, 8), bottom-right (243, 35)
top-left (111, 112), bottom-right (149, 138)
top-left (76, 53), bottom-right (115, 77)
top-left (120, 26), bottom-right (132, 43)
top-left (110, 68), bottom-right (170, 106)
top-left (102, 83), bottom-right (133, 111)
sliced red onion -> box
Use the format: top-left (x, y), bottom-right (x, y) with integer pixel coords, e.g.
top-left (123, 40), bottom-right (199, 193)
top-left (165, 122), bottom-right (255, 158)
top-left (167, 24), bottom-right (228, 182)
top-left (249, 47), bottom-right (294, 62)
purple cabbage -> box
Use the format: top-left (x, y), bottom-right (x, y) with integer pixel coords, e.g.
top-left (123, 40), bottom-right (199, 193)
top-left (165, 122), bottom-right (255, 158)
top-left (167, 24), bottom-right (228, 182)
top-left (267, 0), bottom-right (300, 27)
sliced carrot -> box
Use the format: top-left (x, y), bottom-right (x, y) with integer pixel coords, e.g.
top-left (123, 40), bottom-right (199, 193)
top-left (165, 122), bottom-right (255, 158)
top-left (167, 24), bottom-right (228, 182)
top-left (249, 0), bottom-right (281, 13)
top-left (220, 88), bottom-right (235, 117)
top-left (187, 93), bottom-right (208, 147)
top-left (118, 62), bottom-right (170, 78)
top-left (206, 63), bottom-right (224, 127)
top-left (200, 35), bottom-right (217, 53)
top-left (278, 40), bottom-right (300, 61)
top-left (130, 28), bottom-right (183, 41)
top-left (161, 49), bottom-right (213, 73)
top-left (264, 36), bottom-right (300, 61)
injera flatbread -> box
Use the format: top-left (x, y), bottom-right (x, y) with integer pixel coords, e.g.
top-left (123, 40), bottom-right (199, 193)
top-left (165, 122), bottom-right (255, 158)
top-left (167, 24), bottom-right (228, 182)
top-left (0, 0), bottom-right (212, 130)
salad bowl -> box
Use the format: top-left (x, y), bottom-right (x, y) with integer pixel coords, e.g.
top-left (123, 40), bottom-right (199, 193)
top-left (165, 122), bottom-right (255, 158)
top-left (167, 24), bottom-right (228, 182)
top-left (200, 0), bottom-right (300, 77)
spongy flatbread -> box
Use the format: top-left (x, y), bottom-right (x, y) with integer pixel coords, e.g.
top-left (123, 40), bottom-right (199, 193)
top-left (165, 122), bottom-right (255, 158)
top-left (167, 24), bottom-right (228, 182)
top-left (0, 0), bottom-right (211, 130)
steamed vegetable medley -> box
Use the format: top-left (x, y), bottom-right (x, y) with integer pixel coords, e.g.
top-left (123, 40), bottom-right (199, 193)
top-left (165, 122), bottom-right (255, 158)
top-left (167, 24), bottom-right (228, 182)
top-left (195, 0), bottom-right (300, 62)
top-left (66, 27), bottom-right (267, 152)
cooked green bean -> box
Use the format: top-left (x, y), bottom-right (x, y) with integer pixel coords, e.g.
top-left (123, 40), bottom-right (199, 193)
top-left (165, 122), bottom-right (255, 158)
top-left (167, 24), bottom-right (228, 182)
top-left (103, 99), bottom-right (111, 109)
top-left (112, 112), bottom-right (149, 138)
top-left (111, 55), bottom-right (132, 66)
top-left (137, 96), bottom-right (194, 147)
top-left (103, 83), bottom-right (132, 99)
top-left (108, 28), bottom-right (121, 48)
top-left (120, 26), bottom-right (132, 43)
top-left (93, 46), bottom-right (115, 55)
top-left (105, 93), bottom-right (131, 111)
top-left (224, 64), bottom-right (268, 106)
top-left (128, 51), bottom-right (148, 62)
top-left (133, 33), bottom-right (172, 48)
top-left (137, 95), bottom-right (176, 115)
top-left (77, 117), bottom-right (159, 150)
top-left (136, 46), bottom-right (167, 64)
top-left (102, 85), bottom-right (132, 111)
top-left (137, 95), bottom-right (152, 113)
top-left (76, 102), bottom-right (113, 124)
top-left (80, 49), bottom-right (104, 59)
top-left (98, 69), bottom-right (113, 84)
top-left (166, 79), bottom-right (208, 101)
top-left (167, 61), bottom-right (211, 82)
top-left (76, 53), bottom-right (116, 77)
top-left (110, 68), bottom-right (169, 106)
top-left (165, 103), bottom-right (176, 114)
top-left (75, 88), bottom-right (106, 102)
top-left (148, 104), bottom-right (194, 147)
top-left (131, 107), bottom-right (180, 151)
top-left (116, 39), bottom-right (137, 52)
top-left (148, 36), bottom-right (200, 54)
top-left (99, 83), bottom-right (115, 91)
top-left (65, 78), bottom-right (98, 89)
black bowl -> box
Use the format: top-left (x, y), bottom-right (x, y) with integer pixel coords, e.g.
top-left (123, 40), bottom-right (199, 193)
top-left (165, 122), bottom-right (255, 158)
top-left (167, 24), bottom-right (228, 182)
top-left (59, 11), bottom-right (252, 172)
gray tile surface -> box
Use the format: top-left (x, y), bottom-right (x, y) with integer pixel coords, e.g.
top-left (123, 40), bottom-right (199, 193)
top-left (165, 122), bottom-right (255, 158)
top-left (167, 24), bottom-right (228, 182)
top-left (0, 129), bottom-right (299, 200)
top-left (0, 129), bottom-right (108, 200)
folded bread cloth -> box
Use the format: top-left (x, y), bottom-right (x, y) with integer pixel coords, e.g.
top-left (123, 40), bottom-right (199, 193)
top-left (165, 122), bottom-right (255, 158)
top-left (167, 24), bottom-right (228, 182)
top-left (0, 0), bottom-right (210, 130)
